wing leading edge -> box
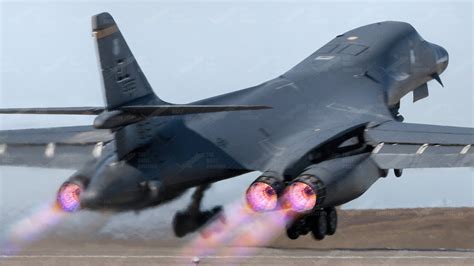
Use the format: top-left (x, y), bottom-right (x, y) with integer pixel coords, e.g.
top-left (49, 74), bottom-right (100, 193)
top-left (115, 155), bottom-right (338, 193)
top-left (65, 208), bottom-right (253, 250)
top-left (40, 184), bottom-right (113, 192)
top-left (365, 121), bottom-right (474, 169)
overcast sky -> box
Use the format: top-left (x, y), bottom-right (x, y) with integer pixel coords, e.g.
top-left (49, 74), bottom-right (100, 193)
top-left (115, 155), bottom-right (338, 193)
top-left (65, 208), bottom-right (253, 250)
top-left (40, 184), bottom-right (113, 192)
top-left (0, 0), bottom-right (473, 236)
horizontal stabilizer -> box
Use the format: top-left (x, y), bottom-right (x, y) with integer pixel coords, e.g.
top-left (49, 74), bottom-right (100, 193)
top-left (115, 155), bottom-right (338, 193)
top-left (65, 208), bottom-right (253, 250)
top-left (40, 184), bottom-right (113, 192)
top-left (121, 105), bottom-right (271, 116)
top-left (0, 107), bottom-right (104, 115)
top-left (0, 105), bottom-right (270, 116)
top-left (94, 105), bottom-right (271, 129)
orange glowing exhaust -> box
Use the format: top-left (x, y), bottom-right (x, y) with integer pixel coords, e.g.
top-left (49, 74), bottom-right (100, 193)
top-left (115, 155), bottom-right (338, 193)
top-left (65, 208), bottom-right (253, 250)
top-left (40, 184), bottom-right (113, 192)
top-left (56, 182), bottom-right (82, 212)
top-left (245, 181), bottom-right (279, 212)
top-left (285, 181), bottom-right (317, 212)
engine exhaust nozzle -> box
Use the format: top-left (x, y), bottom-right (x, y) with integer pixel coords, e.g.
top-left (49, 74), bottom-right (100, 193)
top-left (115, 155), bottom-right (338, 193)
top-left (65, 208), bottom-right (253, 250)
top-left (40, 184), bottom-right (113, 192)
top-left (285, 175), bottom-right (325, 213)
top-left (56, 182), bottom-right (83, 212)
top-left (246, 175), bottom-right (284, 212)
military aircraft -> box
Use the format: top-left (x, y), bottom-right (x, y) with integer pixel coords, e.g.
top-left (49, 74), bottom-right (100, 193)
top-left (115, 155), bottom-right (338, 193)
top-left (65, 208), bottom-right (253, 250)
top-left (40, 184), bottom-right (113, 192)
top-left (1, 12), bottom-right (472, 240)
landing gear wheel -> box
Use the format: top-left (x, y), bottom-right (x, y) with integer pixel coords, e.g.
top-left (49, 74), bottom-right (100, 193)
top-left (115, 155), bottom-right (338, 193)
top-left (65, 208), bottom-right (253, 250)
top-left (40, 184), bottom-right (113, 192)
top-left (173, 185), bottom-right (218, 238)
top-left (394, 169), bottom-right (403, 177)
top-left (298, 221), bottom-right (310, 236)
top-left (199, 206), bottom-right (225, 239)
top-left (172, 211), bottom-right (191, 238)
top-left (295, 217), bottom-right (310, 236)
top-left (311, 213), bottom-right (327, 240)
top-left (325, 207), bottom-right (337, 235)
top-left (286, 226), bottom-right (300, 240)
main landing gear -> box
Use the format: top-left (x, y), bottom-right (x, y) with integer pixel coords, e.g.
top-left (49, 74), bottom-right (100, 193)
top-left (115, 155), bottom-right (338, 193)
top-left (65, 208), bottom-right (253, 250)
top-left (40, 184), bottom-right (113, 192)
top-left (172, 184), bottom-right (223, 238)
top-left (286, 207), bottom-right (337, 240)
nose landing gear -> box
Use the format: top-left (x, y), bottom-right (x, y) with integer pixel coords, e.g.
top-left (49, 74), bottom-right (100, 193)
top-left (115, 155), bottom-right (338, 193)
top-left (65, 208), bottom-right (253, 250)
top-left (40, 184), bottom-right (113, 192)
top-left (286, 207), bottom-right (338, 240)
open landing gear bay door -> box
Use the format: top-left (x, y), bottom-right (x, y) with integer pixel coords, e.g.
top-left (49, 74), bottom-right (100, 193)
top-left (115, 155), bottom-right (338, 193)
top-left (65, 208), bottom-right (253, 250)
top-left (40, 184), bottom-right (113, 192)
top-left (365, 121), bottom-right (474, 169)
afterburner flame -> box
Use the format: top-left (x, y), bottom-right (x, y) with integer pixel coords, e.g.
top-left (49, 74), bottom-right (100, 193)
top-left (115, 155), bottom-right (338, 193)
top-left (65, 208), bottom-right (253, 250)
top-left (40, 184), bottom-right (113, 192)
top-left (286, 181), bottom-right (317, 212)
top-left (56, 183), bottom-right (82, 212)
top-left (245, 182), bottom-right (278, 212)
top-left (181, 199), bottom-right (297, 263)
top-left (1, 204), bottom-right (66, 255)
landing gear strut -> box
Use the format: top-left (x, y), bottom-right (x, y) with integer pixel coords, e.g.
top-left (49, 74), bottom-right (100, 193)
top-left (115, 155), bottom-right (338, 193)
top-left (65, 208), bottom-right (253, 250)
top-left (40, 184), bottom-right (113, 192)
top-left (286, 207), bottom-right (338, 240)
top-left (172, 184), bottom-right (223, 238)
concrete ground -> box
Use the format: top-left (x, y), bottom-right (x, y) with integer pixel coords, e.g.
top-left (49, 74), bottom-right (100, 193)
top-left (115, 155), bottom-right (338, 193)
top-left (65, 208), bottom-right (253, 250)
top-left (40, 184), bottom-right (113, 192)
top-left (1, 247), bottom-right (474, 265)
top-left (1, 208), bottom-right (474, 265)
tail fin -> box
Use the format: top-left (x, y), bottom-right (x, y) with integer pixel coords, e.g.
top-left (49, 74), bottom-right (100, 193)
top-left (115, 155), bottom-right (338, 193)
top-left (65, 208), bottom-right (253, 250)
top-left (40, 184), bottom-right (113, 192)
top-left (92, 12), bottom-right (167, 110)
top-left (0, 13), bottom-right (271, 128)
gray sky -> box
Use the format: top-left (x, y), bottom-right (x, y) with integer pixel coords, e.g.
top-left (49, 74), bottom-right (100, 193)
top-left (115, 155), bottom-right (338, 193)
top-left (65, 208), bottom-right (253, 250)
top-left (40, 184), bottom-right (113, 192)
top-left (0, 0), bottom-right (473, 235)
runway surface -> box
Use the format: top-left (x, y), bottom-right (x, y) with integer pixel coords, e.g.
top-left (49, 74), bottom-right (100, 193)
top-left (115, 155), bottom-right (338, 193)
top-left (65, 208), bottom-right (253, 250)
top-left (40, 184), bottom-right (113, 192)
top-left (2, 208), bottom-right (474, 265)
top-left (2, 247), bottom-right (474, 265)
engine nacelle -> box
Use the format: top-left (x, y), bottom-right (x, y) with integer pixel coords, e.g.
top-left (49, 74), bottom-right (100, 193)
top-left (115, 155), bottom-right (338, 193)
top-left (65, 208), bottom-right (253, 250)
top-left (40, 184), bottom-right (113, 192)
top-left (246, 175), bottom-right (284, 212)
top-left (286, 153), bottom-right (382, 213)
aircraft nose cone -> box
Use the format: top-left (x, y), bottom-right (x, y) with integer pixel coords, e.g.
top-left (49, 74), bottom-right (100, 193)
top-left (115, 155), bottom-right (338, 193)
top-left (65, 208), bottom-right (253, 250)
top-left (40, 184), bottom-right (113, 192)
top-left (433, 44), bottom-right (449, 74)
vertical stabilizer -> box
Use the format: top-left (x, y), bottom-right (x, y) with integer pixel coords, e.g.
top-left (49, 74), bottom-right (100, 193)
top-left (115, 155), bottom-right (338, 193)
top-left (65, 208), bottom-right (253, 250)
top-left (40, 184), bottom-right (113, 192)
top-left (92, 12), bottom-right (167, 110)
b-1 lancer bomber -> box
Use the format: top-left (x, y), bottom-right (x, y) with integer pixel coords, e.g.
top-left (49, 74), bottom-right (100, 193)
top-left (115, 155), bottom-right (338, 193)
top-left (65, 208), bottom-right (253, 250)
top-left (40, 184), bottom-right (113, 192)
top-left (1, 13), bottom-right (472, 240)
